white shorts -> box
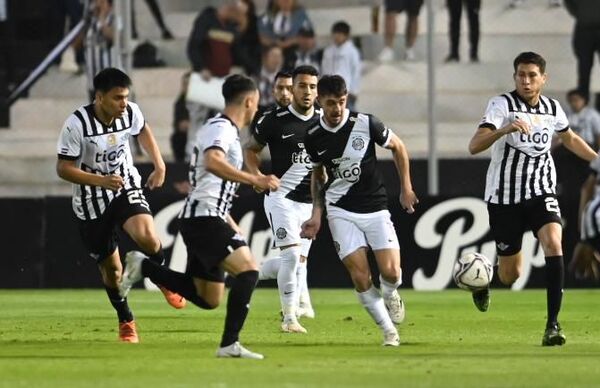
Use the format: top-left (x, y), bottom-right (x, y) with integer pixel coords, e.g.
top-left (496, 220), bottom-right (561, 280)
top-left (264, 195), bottom-right (313, 257)
top-left (326, 205), bottom-right (400, 260)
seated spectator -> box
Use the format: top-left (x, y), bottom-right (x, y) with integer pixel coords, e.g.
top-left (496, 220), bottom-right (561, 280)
top-left (258, 0), bottom-right (313, 57)
top-left (565, 88), bottom-right (600, 150)
top-left (284, 27), bottom-right (322, 72)
top-left (321, 21), bottom-right (361, 110)
top-left (171, 72), bottom-right (190, 163)
top-left (256, 45), bottom-right (284, 109)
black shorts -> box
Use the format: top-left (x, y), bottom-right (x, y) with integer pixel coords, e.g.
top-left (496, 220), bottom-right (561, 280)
top-left (488, 195), bottom-right (562, 256)
top-left (78, 189), bottom-right (152, 262)
top-left (385, 0), bottom-right (424, 15)
top-left (179, 216), bottom-right (247, 282)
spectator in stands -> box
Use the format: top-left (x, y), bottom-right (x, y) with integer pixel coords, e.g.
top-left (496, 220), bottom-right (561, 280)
top-left (446, 0), bottom-right (480, 63)
top-left (257, 0), bottom-right (313, 58)
top-left (321, 21), bottom-right (361, 110)
top-left (56, 0), bottom-right (85, 73)
top-left (377, 0), bottom-right (423, 62)
top-left (565, 89), bottom-right (600, 150)
top-left (131, 0), bottom-right (174, 40)
top-left (171, 72), bottom-right (190, 163)
top-left (284, 26), bottom-right (322, 72)
top-left (565, 0), bottom-right (600, 101)
top-left (80, 0), bottom-right (120, 102)
top-left (234, 0), bottom-right (262, 77)
top-left (186, 1), bottom-right (248, 158)
top-left (509, 0), bottom-right (561, 8)
top-left (256, 45), bottom-right (284, 109)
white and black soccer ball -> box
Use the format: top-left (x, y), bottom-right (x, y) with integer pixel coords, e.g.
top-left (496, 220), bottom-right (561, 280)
top-left (453, 252), bottom-right (493, 291)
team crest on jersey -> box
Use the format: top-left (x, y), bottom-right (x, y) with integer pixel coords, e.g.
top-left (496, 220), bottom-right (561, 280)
top-left (333, 241), bottom-right (340, 253)
top-left (107, 134), bottom-right (117, 146)
top-left (352, 137), bottom-right (365, 150)
top-left (276, 227), bottom-right (287, 239)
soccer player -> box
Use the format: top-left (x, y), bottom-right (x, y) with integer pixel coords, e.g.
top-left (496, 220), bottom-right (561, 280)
top-left (56, 68), bottom-right (185, 344)
top-left (468, 52), bottom-right (598, 346)
top-left (120, 74), bottom-right (279, 359)
top-left (301, 75), bottom-right (418, 346)
top-left (244, 65), bottom-right (320, 332)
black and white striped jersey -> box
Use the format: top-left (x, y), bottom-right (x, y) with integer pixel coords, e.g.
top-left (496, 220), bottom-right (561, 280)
top-left (480, 90), bottom-right (570, 205)
top-left (84, 11), bottom-right (121, 93)
top-left (57, 102), bottom-right (145, 220)
top-left (253, 105), bottom-right (320, 203)
top-left (305, 109), bottom-right (391, 213)
top-left (180, 114), bottom-right (242, 220)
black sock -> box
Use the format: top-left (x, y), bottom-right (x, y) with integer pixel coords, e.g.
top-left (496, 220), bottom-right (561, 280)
top-left (220, 270), bottom-right (259, 347)
top-left (545, 255), bottom-right (564, 327)
top-left (141, 259), bottom-right (212, 309)
top-left (147, 245), bottom-right (165, 265)
top-left (105, 287), bottom-right (134, 323)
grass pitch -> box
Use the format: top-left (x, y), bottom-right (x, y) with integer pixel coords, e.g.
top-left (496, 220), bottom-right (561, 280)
top-left (0, 289), bottom-right (599, 388)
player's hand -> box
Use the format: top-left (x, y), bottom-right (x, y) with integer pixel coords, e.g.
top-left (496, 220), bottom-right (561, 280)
top-left (569, 242), bottom-right (600, 281)
top-left (300, 217), bottom-right (321, 240)
top-left (509, 117), bottom-right (531, 135)
top-left (146, 167), bottom-right (166, 190)
top-left (101, 174), bottom-right (124, 191)
top-left (400, 190), bottom-right (419, 214)
top-left (254, 174), bottom-right (280, 192)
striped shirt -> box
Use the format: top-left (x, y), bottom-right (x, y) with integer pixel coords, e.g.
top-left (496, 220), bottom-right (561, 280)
top-left (84, 11), bottom-right (121, 93)
top-left (57, 102), bottom-right (146, 220)
top-left (179, 114), bottom-right (242, 220)
top-left (480, 91), bottom-right (570, 204)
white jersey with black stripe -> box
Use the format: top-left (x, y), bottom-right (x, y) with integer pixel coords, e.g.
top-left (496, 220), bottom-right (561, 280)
top-left (57, 102), bottom-right (145, 220)
top-left (480, 91), bottom-right (570, 205)
top-left (179, 114), bottom-right (242, 220)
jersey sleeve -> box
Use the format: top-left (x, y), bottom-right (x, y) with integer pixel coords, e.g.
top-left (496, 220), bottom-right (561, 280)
top-left (590, 156), bottom-right (600, 176)
top-left (252, 111), bottom-right (273, 145)
top-left (202, 122), bottom-right (237, 154)
top-left (128, 102), bottom-right (146, 136)
top-left (56, 115), bottom-right (83, 160)
top-left (304, 133), bottom-right (321, 167)
top-left (552, 100), bottom-right (570, 133)
top-left (479, 96), bottom-right (507, 130)
top-left (369, 114), bottom-right (392, 147)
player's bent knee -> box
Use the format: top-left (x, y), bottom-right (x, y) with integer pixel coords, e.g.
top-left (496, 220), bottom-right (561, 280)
top-left (498, 268), bottom-right (520, 285)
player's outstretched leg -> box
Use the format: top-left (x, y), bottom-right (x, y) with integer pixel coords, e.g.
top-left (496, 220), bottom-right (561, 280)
top-left (278, 246), bottom-right (306, 333)
top-left (379, 274), bottom-right (405, 324)
top-left (144, 248), bottom-right (186, 309)
top-left (542, 255), bottom-right (566, 346)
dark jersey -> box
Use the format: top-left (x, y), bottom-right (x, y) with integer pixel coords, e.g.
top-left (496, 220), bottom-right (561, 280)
top-left (305, 110), bottom-right (392, 213)
top-left (253, 104), bottom-right (320, 203)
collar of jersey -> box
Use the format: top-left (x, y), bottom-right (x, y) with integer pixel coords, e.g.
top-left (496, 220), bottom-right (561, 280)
top-left (511, 89), bottom-right (540, 110)
top-left (216, 113), bottom-right (239, 133)
top-left (320, 109), bottom-right (349, 132)
top-left (288, 104), bottom-right (314, 121)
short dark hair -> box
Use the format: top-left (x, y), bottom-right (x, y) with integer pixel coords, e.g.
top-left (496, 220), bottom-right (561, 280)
top-left (93, 68), bottom-right (131, 93)
top-left (292, 65), bottom-right (319, 81)
top-left (317, 75), bottom-right (347, 97)
top-left (513, 51), bottom-right (546, 74)
top-left (298, 27), bottom-right (315, 38)
top-left (567, 88), bottom-right (589, 104)
top-left (222, 74), bottom-right (257, 104)
top-left (331, 21), bottom-right (350, 36)
top-left (274, 70), bottom-right (292, 82)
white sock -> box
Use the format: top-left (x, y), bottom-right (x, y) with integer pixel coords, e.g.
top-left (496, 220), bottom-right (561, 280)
top-left (296, 260), bottom-right (311, 307)
top-left (356, 285), bottom-right (395, 333)
top-left (379, 272), bottom-right (402, 300)
top-left (258, 256), bottom-right (281, 280)
top-left (278, 246), bottom-right (301, 319)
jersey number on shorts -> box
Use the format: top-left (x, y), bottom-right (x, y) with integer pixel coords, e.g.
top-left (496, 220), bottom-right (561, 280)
top-left (544, 197), bottom-right (560, 214)
top-left (127, 189), bottom-right (150, 210)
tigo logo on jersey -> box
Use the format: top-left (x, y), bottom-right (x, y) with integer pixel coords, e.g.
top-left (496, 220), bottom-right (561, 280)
top-left (332, 162), bottom-right (362, 183)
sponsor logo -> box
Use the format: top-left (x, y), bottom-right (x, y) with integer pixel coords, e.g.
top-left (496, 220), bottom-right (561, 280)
top-left (281, 133), bottom-right (294, 139)
top-left (95, 143), bottom-right (126, 168)
top-left (291, 151), bottom-right (311, 164)
top-left (276, 227), bottom-right (287, 239)
top-left (317, 149), bottom-right (327, 156)
top-left (497, 242), bottom-right (509, 251)
top-left (332, 162), bottom-right (361, 183)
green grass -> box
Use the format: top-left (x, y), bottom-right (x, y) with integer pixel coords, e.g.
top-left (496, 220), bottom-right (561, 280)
top-left (0, 289), bottom-right (599, 388)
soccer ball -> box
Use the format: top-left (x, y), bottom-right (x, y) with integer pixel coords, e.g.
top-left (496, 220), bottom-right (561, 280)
top-left (453, 252), bottom-right (493, 291)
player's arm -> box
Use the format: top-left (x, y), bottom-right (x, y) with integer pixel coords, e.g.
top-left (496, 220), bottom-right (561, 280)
top-left (243, 135), bottom-right (266, 176)
top-left (136, 123), bottom-right (166, 190)
top-left (386, 133), bottom-right (418, 214)
top-left (56, 159), bottom-right (124, 191)
top-left (204, 148), bottom-right (279, 191)
top-left (468, 119), bottom-right (531, 155)
top-left (300, 164), bottom-right (327, 240)
top-left (579, 173), bottom-right (596, 229)
top-left (226, 213), bottom-right (244, 236)
top-left (557, 129), bottom-right (598, 162)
